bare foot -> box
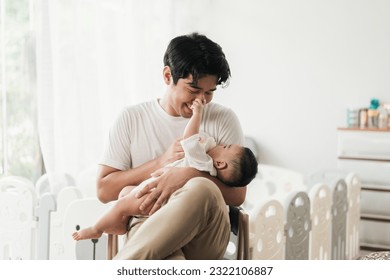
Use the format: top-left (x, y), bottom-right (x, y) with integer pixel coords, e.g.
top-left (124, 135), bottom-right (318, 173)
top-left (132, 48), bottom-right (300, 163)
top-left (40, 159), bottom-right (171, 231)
top-left (110, 216), bottom-right (131, 235)
top-left (72, 227), bottom-right (102, 241)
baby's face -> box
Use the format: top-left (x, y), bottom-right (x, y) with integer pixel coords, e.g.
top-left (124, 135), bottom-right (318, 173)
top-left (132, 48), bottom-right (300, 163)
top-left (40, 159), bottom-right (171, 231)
top-left (208, 144), bottom-right (242, 162)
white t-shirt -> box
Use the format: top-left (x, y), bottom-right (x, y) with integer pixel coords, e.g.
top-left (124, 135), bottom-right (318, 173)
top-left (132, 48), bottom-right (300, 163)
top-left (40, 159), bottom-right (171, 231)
top-left (100, 99), bottom-right (244, 170)
top-left (169, 133), bottom-right (217, 176)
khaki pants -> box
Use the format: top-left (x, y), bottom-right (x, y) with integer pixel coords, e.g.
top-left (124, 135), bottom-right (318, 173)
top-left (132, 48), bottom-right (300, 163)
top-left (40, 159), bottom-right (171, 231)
top-left (113, 177), bottom-right (230, 260)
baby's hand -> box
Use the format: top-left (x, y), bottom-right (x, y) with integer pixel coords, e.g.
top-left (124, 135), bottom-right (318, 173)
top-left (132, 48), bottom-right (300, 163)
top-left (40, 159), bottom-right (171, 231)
top-left (190, 98), bottom-right (206, 115)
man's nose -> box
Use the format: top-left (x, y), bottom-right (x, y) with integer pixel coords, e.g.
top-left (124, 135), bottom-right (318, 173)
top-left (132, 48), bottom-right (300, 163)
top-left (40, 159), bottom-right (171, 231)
top-left (196, 92), bottom-right (206, 101)
top-left (197, 92), bottom-right (205, 98)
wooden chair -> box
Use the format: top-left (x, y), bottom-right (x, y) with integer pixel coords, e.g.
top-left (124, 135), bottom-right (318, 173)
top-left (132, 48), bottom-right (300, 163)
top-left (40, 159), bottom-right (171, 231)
top-left (107, 205), bottom-right (250, 260)
top-left (228, 206), bottom-right (250, 260)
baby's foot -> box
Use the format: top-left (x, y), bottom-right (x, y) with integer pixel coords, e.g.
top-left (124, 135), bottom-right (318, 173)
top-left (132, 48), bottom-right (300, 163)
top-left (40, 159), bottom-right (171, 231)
top-left (72, 227), bottom-right (102, 241)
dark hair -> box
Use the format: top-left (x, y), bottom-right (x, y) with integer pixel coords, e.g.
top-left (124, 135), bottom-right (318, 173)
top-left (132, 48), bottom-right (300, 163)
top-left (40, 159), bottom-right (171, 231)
top-left (163, 32), bottom-right (231, 87)
top-left (223, 147), bottom-right (258, 187)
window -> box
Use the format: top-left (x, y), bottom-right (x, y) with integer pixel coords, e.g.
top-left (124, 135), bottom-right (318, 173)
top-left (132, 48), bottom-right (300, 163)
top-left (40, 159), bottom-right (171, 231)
top-left (0, 0), bottom-right (42, 182)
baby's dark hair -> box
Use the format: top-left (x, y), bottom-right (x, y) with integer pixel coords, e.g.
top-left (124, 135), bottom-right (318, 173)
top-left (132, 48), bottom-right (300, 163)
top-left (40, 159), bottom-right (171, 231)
top-left (223, 147), bottom-right (258, 187)
top-left (163, 32), bottom-right (231, 87)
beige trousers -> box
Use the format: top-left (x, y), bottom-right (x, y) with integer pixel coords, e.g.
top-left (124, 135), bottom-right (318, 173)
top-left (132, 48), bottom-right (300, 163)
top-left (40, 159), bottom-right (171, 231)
top-left (113, 177), bottom-right (230, 260)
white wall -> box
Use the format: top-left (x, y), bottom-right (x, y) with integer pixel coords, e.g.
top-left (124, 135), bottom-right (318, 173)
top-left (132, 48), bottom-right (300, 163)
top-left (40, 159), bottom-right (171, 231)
top-left (41, 0), bottom-right (389, 179)
top-left (199, 0), bottom-right (390, 176)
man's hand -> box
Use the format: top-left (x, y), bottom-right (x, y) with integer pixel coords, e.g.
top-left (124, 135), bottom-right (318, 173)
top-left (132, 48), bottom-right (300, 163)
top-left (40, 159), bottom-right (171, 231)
top-left (150, 166), bottom-right (170, 178)
top-left (135, 167), bottom-right (199, 215)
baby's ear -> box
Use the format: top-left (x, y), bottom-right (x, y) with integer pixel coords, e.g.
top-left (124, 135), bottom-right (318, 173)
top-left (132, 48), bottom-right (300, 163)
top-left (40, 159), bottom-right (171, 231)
top-left (214, 160), bottom-right (227, 170)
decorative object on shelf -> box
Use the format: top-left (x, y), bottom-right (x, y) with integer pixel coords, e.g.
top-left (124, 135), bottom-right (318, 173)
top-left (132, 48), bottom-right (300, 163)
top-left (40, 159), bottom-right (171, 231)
top-left (346, 98), bottom-right (389, 129)
top-left (347, 108), bottom-right (359, 128)
top-left (359, 109), bottom-right (368, 129)
top-left (378, 107), bottom-right (388, 129)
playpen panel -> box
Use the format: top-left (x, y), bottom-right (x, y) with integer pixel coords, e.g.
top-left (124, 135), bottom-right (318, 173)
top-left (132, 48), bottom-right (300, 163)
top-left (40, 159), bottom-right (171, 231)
top-left (331, 179), bottom-right (348, 260)
top-left (36, 193), bottom-right (56, 259)
top-left (62, 198), bottom-right (113, 259)
top-left (252, 166), bottom-right (313, 260)
top-left (250, 200), bottom-right (285, 260)
top-left (0, 176), bottom-right (37, 260)
top-left (244, 166), bottom-right (323, 260)
top-left (345, 173), bottom-right (361, 260)
top-left (284, 191), bottom-right (311, 260)
top-left (307, 170), bottom-right (360, 260)
top-left (308, 183), bottom-right (332, 260)
top-left (49, 187), bottom-right (83, 259)
top-left (243, 177), bottom-right (286, 260)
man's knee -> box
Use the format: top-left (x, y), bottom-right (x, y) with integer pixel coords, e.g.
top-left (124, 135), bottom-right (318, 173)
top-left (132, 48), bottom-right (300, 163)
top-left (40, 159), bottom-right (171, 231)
top-left (181, 177), bottom-right (223, 204)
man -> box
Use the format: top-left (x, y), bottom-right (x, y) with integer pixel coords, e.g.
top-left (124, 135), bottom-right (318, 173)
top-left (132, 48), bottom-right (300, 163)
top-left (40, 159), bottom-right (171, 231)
top-left (97, 32), bottom-right (246, 259)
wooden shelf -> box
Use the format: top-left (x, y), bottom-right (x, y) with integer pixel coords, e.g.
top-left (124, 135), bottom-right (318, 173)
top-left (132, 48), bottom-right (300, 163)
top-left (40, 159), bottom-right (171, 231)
top-left (338, 128), bottom-right (390, 251)
top-left (362, 185), bottom-right (390, 192)
top-left (337, 127), bottom-right (390, 132)
top-left (338, 156), bottom-right (390, 162)
top-left (360, 244), bottom-right (390, 251)
top-left (361, 214), bottom-right (390, 223)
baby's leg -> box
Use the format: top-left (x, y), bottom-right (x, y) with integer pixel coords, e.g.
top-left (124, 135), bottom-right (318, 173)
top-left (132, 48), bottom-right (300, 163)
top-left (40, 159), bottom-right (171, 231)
top-left (72, 188), bottom-right (148, 241)
top-left (72, 226), bottom-right (104, 241)
top-left (118, 185), bottom-right (135, 199)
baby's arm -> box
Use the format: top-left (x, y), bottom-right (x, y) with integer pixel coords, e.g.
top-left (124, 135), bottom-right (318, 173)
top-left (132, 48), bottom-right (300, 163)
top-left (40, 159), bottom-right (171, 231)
top-left (183, 98), bottom-right (205, 139)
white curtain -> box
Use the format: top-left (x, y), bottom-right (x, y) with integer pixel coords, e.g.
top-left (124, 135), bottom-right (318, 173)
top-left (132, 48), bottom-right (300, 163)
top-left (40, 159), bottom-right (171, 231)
top-left (35, 0), bottom-right (215, 194)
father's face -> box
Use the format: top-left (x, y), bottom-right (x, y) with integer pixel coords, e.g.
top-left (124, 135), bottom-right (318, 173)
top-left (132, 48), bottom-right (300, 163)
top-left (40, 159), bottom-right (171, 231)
top-left (169, 74), bottom-right (217, 118)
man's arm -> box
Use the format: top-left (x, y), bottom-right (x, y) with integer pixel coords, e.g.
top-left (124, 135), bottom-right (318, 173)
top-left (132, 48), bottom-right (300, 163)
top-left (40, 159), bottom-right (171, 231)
top-left (136, 167), bottom-right (246, 215)
top-left (97, 162), bottom-right (159, 203)
top-left (97, 138), bottom-right (184, 203)
top-left (203, 171), bottom-right (247, 206)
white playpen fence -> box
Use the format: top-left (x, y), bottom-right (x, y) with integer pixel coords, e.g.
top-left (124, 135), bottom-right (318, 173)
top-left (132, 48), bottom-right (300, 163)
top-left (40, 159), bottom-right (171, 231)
top-left (0, 165), bottom-right (361, 260)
